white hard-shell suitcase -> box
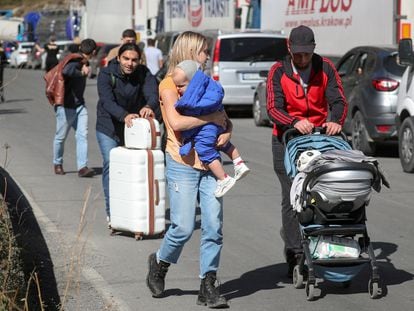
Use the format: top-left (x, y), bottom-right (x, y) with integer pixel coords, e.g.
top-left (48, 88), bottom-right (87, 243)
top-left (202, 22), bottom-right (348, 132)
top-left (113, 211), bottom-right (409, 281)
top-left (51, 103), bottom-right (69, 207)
top-left (124, 117), bottom-right (161, 150)
top-left (109, 147), bottom-right (165, 239)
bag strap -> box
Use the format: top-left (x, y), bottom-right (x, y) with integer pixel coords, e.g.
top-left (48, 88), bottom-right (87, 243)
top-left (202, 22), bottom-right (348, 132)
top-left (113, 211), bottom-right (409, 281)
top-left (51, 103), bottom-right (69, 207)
top-left (61, 53), bottom-right (84, 68)
top-left (146, 117), bottom-right (157, 150)
top-left (146, 150), bottom-right (155, 235)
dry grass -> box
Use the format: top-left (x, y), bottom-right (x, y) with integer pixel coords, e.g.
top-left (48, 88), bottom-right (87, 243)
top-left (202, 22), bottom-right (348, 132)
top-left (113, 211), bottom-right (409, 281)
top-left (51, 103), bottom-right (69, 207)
top-left (0, 186), bottom-right (26, 310)
top-left (0, 182), bottom-right (101, 310)
top-left (0, 144), bottom-right (27, 310)
top-left (0, 143), bottom-right (114, 311)
top-left (0, 142), bottom-right (109, 310)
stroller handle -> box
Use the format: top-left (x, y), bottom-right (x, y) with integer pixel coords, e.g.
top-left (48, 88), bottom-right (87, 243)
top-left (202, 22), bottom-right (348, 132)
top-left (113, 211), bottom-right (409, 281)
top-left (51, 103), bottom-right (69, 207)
top-left (282, 127), bottom-right (348, 147)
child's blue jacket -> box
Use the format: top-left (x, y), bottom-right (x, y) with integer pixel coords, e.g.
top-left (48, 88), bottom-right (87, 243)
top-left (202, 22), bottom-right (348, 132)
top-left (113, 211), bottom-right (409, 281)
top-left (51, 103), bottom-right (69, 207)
top-left (175, 70), bottom-right (225, 156)
top-left (175, 70), bottom-right (224, 116)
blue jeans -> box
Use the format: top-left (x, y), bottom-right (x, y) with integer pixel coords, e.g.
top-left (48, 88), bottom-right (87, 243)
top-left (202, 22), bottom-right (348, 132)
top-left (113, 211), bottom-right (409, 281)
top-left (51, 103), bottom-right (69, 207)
top-left (96, 131), bottom-right (119, 217)
top-left (157, 153), bottom-right (224, 278)
top-left (53, 105), bottom-right (89, 170)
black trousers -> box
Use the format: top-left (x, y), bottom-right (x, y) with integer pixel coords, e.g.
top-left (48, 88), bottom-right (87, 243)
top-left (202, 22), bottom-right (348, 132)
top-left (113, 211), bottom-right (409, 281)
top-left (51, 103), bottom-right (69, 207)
top-left (272, 135), bottom-right (302, 259)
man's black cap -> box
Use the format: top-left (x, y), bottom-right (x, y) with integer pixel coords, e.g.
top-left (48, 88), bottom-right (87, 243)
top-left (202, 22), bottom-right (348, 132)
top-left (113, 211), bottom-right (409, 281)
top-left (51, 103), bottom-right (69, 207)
top-left (289, 25), bottom-right (316, 54)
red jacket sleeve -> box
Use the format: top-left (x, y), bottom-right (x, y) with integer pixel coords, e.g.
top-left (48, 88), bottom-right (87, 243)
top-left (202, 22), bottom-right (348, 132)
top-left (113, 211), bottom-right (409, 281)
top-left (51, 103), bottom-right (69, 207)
top-left (266, 62), bottom-right (297, 128)
top-left (323, 58), bottom-right (348, 125)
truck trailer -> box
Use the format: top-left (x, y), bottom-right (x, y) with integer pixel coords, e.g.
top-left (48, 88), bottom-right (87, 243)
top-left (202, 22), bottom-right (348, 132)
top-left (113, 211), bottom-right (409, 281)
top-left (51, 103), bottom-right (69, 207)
top-left (261, 0), bottom-right (414, 57)
top-left (82, 0), bottom-right (159, 44)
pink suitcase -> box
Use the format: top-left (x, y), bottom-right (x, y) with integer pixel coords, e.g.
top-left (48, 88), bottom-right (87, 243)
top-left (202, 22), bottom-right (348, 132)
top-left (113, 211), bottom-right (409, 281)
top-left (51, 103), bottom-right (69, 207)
top-left (124, 117), bottom-right (161, 150)
top-left (109, 146), bottom-right (165, 239)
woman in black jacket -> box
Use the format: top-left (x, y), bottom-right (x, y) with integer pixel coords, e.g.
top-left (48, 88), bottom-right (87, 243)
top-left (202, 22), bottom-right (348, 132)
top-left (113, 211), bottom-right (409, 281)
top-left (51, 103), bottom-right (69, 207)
top-left (44, 36), bottom-right (59, 72)
top-left (96, 43), bottom-right (160, 226)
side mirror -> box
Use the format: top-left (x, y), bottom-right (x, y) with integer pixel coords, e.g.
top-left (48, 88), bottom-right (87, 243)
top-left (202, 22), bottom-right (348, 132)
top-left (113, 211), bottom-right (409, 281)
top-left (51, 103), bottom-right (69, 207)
top-left (398, 38), bottom-right (414, 66)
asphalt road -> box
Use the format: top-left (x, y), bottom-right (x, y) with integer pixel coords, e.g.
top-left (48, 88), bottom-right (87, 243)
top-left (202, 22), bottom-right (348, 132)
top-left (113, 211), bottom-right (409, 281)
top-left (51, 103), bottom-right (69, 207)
top-left (0, 68), bottom-right (413, 311)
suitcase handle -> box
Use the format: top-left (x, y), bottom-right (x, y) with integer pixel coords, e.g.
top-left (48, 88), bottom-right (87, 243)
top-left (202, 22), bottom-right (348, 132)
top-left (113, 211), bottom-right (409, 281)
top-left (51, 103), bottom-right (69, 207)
top-left (154, 179), bottom-right (159, 205)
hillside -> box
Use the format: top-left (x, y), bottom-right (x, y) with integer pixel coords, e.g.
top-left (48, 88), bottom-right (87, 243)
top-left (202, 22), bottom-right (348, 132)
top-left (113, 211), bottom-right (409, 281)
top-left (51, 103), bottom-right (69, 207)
top-left (0, 0), bottom-right (84, 17)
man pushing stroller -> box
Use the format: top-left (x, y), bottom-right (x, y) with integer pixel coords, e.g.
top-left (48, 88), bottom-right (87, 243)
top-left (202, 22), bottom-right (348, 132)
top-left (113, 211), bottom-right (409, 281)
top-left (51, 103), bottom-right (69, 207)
top-left (266, 25), bottom-right (348, 276)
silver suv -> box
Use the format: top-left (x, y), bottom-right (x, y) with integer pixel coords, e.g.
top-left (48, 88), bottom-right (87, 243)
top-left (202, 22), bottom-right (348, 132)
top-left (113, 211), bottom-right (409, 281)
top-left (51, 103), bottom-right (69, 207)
top-left (336, 46), bottom-right (407, 155)
top-left (202, 30), bottom-right (288, 109)
top-left (396, 38), bottom-right (414, 173)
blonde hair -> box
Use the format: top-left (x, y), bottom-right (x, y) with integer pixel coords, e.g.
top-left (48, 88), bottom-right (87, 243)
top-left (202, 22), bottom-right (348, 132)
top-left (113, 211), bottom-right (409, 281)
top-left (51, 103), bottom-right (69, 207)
top-left (167, 31), bottom-right (207, 75)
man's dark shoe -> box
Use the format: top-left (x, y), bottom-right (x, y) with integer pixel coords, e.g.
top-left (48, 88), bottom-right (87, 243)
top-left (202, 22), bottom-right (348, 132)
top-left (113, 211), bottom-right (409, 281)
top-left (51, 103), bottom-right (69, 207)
top-left (54, 164), bottom-right (65, 175)
top-left (78, 166), bottom-right (95, 177)
top-left (197, 272), bottom-right (229, 309)
top-left (146, 253), bottom-right (169, 298)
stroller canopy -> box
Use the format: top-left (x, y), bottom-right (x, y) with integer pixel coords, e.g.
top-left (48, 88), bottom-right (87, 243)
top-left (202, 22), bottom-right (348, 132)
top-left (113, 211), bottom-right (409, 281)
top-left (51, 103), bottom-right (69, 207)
top-left (284, 134), bottom-right (352, 179)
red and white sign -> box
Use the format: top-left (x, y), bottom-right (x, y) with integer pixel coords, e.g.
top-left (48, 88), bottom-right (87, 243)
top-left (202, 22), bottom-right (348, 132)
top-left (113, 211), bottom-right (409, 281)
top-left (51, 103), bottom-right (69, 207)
top-left (164, 0), bottom-right (233, 31)
top-left (261, 0), bottom-right (395, 56)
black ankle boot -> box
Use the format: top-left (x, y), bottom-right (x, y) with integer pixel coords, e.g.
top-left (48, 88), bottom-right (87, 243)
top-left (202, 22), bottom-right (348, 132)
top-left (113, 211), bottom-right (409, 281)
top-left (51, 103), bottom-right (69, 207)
top-left (146, 253), bottom-right (170, 297)
top-left (197, 272), bottom-right (228, 308)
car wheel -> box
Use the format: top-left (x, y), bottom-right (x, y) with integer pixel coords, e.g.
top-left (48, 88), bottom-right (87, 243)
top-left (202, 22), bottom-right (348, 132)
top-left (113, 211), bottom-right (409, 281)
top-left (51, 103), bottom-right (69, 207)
top-left (253, 94), bottom-right (267, 126)
top-left (399, 117), bottom-right (414, 173)
top-left (351, 111), bottom-right (376, 155)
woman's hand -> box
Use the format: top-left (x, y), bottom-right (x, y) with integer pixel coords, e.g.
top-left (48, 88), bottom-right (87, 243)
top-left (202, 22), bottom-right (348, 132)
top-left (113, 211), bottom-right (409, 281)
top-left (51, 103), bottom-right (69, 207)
top-left (139, 106), bottom-right (155, 118)
top-left (124, 113), bottom-right (140, 128)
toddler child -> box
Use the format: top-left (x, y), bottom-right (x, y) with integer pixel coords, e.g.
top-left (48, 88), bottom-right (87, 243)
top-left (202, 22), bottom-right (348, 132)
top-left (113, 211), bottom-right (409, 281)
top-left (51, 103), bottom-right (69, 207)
top-left (172, 60), bottom-right (250, 197)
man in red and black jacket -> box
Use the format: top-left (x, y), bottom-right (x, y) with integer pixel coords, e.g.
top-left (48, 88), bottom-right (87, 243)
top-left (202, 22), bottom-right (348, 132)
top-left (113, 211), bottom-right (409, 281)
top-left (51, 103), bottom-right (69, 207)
top-left (266, 25), bottom-right (348, 277)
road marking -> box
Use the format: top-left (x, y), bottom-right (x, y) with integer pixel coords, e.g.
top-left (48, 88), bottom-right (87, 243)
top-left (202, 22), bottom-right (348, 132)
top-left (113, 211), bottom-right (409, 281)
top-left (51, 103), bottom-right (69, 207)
top-left (11, 177), bottom-right (131, 311)
top-left (82, 267), bottom-right (131, 311)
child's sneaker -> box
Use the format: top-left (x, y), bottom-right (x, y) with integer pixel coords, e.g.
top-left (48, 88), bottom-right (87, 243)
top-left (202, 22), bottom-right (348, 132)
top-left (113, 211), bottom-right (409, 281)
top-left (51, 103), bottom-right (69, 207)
top-left (234, 162), bottom-right (250, 181)
top-left (106, 216), bottom-right (111, 229)
top-left (214, 176), bottom-right (236, 198)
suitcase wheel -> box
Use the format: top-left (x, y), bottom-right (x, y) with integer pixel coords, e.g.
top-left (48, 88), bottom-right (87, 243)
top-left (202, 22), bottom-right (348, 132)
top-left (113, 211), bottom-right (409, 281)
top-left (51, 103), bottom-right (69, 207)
top-left (135, 233), bottom-right (144, 240)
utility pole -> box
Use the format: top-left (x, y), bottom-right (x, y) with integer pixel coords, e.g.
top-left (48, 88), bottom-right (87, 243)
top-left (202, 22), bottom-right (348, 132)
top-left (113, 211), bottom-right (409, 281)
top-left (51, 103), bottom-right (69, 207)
top-left (132, 0), bottom-right (136, 30)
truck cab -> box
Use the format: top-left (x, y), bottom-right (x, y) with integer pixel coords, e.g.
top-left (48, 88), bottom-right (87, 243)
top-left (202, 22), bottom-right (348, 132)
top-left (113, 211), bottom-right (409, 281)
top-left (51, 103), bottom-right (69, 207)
top-left (396, 38), bottom-right (414, 172)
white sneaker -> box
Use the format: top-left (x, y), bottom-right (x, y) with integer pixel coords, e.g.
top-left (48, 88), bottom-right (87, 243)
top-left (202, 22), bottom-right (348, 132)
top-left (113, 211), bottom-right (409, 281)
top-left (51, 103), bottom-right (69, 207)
top-left (214, 176), bottom-right (236, 198)
top-left (234, 162), bottom-right (250, 181)
top-left (106, 216), bottom-right (111, 229)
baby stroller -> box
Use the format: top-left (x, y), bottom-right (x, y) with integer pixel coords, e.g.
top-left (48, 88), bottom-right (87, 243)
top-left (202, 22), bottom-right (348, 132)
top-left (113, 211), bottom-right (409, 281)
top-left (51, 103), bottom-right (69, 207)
top-left (283, 128), bottom-right (389, 301)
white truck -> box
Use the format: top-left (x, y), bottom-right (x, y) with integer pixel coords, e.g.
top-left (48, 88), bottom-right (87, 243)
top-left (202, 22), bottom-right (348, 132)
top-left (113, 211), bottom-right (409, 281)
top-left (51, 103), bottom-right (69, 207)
top-left (0, 17), bottom-right (24, 41)
top-left (396, 38), bottom-right (414, 173)
top-left (81, 0), bottom-right (159, 44)
top-left (159, 0), bottom-right (252, 32)
top-left (261, 0), bottom-right (414, 57)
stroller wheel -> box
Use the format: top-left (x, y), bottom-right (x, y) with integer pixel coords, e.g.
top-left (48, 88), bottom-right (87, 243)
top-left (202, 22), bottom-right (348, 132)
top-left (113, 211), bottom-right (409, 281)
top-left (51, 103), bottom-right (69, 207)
top-left (293, 265), bottom-right (304, 289)
top-left (305, 282), bottom-right (316, 301)
top-left (368, 279), bottom-right (381, 299)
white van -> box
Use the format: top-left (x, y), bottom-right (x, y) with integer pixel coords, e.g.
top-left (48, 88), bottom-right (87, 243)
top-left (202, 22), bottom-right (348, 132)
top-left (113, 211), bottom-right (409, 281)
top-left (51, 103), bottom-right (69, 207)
top-left (396, 38), bottom-right (414, 173)
top-left (202, 30), bottom-right (288, 110)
